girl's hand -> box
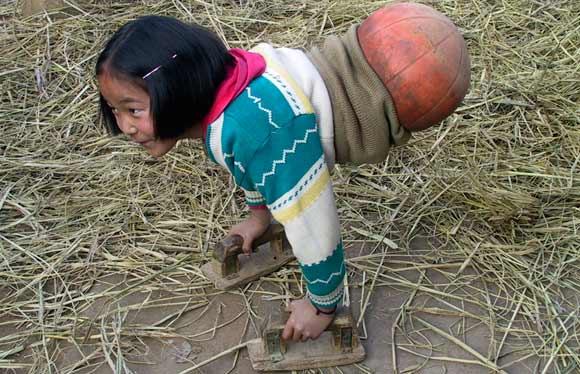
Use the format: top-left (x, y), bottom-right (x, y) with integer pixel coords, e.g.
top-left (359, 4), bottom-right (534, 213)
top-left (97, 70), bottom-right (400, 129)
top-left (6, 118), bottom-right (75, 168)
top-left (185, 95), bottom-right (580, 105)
top-left (229, 208), bottom-right (272, 255)
top-left (282, 298), bottom-right (334, 341)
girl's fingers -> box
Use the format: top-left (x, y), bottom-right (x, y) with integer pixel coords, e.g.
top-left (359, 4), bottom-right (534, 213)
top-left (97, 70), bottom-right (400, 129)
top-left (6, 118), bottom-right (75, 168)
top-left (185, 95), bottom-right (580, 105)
top-left (282, 322), bottom-right (293, 341)
top-left (292, 328), bottom-right (302, 342)
top-left (242, 237), bottom-right (253, 256)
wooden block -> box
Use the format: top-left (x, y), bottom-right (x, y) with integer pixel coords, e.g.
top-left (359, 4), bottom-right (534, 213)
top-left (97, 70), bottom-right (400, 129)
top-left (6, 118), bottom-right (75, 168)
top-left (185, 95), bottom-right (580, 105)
top-left (201, 224), bottom-right (295, 290)
top-left (247, 309), bottom-right (366, 371)
top-left (201, 249), bottom-right (295, 290)
top-left (247, 330), bottom-right (365, 370)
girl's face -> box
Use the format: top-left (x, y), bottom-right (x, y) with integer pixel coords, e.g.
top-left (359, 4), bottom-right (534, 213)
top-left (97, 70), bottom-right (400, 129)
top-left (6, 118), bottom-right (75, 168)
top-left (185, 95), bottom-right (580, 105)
top-left (98, 73), bottom-right (177, 158)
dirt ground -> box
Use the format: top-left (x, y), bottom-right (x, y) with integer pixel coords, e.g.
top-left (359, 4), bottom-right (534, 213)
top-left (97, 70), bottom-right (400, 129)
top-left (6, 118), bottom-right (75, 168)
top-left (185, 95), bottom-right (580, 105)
top-left (1, 236), bottom-right (549, 374)
top-left (1, 0), bottom-right (578, 373)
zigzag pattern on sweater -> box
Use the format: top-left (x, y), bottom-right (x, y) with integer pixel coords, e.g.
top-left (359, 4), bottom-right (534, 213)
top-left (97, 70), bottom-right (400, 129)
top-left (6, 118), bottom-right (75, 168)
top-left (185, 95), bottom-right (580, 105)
top-left (251, 43), bottom-right (314, 114)
top-left (234, 161), bottom-right (245, 173)
top-left (255, 126), bottom-right (318, 188)
top-left (223, 152), bottom-right (246, 174)
top-left (263, 70), bottom-right (302, 115)
top-left (269, 157), bottom-right (325, 211)
top-left (302, 262), bottom-right (345, 285)
top-left (245, 87), bottom-right (280, 129)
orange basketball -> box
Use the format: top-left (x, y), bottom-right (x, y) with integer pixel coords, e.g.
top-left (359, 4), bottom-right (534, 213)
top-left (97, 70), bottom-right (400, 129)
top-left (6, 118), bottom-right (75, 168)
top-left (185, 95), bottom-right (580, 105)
top-left (358, 2), bottom-right (470, 131)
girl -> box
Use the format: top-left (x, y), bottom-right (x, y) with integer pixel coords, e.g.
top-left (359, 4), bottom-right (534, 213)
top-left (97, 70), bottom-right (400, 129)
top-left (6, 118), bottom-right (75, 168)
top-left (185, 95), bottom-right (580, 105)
top-left (96, 5), bottom-right (469, 343)
top-left (96, 15), bottom-right (345, 342)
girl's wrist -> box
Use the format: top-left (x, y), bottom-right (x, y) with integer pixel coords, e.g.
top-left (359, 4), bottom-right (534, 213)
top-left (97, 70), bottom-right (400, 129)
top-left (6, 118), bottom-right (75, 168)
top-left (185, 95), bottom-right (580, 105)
top-left (308, 298), bottom-right (336, 315)
top-left (314, 305), bottom-right (336, 315)
top-left (250, 207), bottom-right (271, 224)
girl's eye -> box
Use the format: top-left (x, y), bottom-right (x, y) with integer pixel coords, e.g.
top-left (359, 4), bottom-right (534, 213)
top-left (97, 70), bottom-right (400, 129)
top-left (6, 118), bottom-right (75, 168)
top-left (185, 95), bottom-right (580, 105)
top-left (129, 109), bottom-right (142, 115)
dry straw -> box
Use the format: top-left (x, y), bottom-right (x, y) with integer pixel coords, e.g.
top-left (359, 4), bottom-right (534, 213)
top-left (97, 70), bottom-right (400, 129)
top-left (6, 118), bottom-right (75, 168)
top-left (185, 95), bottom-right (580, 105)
top-left (1, 0), bottom-right (578, 373)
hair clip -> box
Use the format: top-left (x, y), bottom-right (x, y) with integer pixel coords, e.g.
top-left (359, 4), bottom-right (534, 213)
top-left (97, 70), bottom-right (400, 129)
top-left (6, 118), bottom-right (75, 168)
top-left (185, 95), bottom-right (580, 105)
top-left (142, 53), bottom-right (177, 79)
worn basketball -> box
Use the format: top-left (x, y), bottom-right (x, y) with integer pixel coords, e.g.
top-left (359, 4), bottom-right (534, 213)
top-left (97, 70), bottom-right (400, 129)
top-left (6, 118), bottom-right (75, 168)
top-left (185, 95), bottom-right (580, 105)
top-left (358, 2), bottom-right (470, 131)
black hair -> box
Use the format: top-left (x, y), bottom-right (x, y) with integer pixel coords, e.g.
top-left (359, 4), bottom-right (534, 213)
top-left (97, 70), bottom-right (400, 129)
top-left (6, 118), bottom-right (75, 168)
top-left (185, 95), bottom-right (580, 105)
top-left (96, 15), bottom-right (234, 139)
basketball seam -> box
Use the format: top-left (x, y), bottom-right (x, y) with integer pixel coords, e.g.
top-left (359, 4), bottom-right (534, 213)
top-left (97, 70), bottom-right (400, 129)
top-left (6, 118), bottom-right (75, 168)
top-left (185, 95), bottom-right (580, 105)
top-left (383, 30), bottom-right (456, 85)
top-left (412, 40), bottom-right (466, 128)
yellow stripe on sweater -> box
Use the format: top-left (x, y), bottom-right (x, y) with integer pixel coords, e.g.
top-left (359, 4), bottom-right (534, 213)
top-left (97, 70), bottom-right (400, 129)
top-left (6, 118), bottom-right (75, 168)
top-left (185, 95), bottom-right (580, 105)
top-left (253, 45), bottom-right (314, 114)
top-left (271, 169), bottom-right (331, 224)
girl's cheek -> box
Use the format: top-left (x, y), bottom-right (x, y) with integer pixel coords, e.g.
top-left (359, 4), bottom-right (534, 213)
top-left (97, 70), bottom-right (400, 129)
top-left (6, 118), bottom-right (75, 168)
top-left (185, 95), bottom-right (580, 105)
top-left (143, 120), bottom-right (156, 136)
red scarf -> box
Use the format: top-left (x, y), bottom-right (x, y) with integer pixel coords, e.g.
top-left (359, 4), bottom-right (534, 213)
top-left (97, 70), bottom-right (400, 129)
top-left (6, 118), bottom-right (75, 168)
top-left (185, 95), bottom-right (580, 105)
top-left (201, 49), bottom-right (266, 137)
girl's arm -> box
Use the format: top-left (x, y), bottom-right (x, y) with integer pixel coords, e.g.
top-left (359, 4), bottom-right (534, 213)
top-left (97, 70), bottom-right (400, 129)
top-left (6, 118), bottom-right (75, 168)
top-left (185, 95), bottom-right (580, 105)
top-left (246, 116), bottom-right (345, 341)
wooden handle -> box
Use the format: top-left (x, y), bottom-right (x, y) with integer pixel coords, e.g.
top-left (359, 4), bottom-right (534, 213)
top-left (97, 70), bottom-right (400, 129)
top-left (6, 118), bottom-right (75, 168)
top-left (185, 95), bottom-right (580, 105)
top-left (213, 223), bottom-right (285, 262)
top-left (263, 309), bottom-right (357, 355)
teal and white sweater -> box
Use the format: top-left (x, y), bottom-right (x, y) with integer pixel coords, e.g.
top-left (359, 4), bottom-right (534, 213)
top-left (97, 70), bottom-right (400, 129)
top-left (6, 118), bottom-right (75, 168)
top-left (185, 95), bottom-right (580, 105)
top-left (205, 44), bottom-right (344, 309)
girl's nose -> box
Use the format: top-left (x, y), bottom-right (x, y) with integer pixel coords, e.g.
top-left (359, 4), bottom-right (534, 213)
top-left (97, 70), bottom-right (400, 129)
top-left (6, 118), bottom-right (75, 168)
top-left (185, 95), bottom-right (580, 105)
top-left (118, 117), bottom-right (137, 135)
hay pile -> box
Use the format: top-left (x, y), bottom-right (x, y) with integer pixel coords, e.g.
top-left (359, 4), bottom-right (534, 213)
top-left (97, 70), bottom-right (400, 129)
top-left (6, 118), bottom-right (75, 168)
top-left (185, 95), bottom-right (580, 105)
top-left (1, 0), bottom-right (578, 373)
